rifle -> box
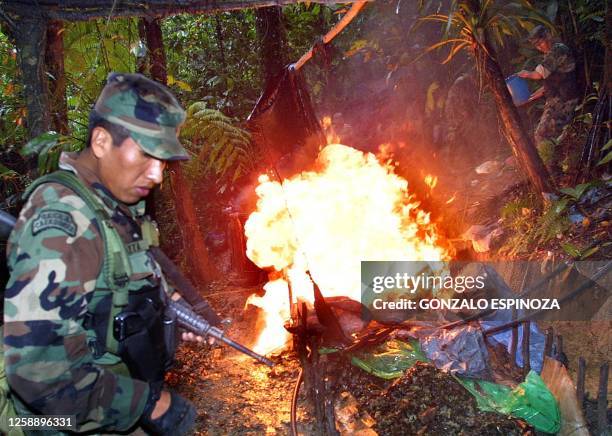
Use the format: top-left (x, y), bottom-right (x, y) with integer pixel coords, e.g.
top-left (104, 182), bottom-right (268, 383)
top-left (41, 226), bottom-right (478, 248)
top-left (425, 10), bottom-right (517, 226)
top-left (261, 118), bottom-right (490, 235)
top-left (0, 210), bottom-right (274, 367)
top-left (169, 299), bottom-right (273, 366)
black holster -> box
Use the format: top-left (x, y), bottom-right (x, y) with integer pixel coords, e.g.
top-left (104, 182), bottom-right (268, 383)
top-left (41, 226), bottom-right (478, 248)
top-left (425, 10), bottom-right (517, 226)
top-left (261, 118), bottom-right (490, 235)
top-left (112, 294), bottom-right (179, 384)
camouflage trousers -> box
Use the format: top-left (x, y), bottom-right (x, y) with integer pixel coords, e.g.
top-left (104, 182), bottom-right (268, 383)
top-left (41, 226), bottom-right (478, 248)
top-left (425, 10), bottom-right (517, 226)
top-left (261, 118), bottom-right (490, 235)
top-left (534, 97), bottom-right (579, 145)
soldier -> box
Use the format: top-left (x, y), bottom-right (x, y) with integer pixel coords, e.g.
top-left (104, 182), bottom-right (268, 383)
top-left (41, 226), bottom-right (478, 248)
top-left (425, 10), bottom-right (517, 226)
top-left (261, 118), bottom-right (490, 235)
top-left (517, 25), bottom-right (580, 168)
top-left (3, 73), bottom-right (204, 434)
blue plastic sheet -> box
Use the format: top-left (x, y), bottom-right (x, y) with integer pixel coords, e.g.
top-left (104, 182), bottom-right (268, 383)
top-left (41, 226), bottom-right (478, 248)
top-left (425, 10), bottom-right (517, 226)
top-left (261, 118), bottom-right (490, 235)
top-left (480, 320), bottom-right (546, 373)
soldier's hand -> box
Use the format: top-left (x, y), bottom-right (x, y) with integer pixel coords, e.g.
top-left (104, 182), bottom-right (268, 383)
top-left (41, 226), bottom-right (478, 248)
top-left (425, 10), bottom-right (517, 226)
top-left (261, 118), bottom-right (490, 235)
top-left (182, 331), bottom-right (215, 345)
top-left (517, 70), bottom-right (532, 79)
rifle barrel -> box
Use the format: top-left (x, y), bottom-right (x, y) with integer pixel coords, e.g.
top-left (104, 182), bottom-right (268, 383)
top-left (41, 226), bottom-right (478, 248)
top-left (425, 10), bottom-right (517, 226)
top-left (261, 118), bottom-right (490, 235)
top-left (169, 299), bottom-right (274, 367)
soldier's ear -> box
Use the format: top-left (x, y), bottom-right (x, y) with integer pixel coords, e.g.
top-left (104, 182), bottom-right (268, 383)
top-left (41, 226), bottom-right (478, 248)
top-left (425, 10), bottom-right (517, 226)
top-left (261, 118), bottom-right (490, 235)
top-left (90, 127), bottom-right (113, 159)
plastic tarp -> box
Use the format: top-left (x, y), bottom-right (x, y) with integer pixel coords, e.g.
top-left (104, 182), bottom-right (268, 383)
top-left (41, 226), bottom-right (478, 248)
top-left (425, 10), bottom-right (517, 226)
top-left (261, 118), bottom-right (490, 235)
top-left (349, 339), bottom-right (427, 380)
top-left (247, 66), bottom-right (325, 177)
top-left (457, 371), bottom-right (561, 434)
top-left (480, 320), bottom-right (546, 373)
top-left (540, 357), bottom-right (589, 435)
top-left (419, 324), bottom-right (490, 377)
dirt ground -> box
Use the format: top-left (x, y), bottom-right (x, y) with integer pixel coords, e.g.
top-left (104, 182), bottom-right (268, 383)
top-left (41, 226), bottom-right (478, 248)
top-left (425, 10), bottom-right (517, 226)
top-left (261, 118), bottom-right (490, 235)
top-left (166, 282), bottom-right (310, 434)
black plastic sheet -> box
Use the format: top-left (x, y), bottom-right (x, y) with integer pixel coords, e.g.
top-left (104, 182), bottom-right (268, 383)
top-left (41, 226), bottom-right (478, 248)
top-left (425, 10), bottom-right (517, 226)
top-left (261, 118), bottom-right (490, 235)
top-left (247, 66), bottom-right (325, 178)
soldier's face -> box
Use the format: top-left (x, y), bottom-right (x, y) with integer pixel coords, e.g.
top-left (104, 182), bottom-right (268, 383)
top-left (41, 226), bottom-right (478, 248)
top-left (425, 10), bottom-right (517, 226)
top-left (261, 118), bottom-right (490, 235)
top-left (92, 128), bottom-right (166, 204)
top-left (534, 38), bottom-right (551, 53)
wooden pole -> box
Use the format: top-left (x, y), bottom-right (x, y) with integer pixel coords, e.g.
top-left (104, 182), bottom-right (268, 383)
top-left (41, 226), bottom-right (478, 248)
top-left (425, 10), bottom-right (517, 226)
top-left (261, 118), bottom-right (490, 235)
top-left (597, 362), bottom-right (609, 436)
top-left (521, 321), bottom-right (531, 377)
top-left (576, 357), bottom-right (586, 407)
top-left (294, 1), bottom-right (367, 71)
top-left (510, 307), bottom-right (518, 362)
top-left (544, 327), bottom-right (554, 357)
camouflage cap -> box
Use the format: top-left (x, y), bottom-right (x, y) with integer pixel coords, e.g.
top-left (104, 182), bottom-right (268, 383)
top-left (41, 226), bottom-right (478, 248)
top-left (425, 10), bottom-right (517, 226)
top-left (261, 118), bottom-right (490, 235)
top-left (528, 25), bottom-right (550, 44)
top-left (94, 72), bottom-right (189, 161)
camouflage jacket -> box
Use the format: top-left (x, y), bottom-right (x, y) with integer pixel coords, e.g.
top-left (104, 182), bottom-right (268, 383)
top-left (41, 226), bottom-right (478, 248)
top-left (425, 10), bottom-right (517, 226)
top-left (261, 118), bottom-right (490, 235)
top-left (3, 152), bottom-right (171, 433)
top-left (536, 42), bottom-right (580, 101)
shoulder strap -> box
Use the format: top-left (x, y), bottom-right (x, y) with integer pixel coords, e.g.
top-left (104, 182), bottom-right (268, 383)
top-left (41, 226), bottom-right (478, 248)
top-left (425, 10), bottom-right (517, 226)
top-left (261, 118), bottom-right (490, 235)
top-left (25, 171), bottom-right (131, 353)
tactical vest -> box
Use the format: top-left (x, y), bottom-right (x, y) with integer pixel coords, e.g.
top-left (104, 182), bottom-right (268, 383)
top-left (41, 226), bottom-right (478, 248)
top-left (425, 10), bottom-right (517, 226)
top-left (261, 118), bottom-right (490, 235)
top-left (24, 171), bottom-right (177, 384)
top-left (542, 46), bottom-right (580, 102)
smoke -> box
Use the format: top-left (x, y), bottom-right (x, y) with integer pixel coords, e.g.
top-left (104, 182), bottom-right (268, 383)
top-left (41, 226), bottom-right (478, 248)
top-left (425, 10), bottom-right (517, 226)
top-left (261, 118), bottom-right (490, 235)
top-left (296, 1), bottom-right (509, 239)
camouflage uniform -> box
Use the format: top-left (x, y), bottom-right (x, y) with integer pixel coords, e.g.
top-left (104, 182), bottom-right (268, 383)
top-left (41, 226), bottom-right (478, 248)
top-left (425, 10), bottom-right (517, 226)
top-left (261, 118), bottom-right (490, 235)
top-left (3, 73), bottom-right (188, 434)
top-left (534, 43), bottom-right (580, 145)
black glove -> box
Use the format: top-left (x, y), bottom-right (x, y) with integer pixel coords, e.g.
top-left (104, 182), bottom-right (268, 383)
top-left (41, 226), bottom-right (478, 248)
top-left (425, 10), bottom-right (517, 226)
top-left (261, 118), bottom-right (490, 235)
top-left (141, 390), bottom-right (196, 436)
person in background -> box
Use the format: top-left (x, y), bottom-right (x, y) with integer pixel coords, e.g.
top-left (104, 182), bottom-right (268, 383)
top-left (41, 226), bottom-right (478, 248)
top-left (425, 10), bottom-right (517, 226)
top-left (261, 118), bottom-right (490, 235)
top-left (517, 25), bottom-right (580, 172)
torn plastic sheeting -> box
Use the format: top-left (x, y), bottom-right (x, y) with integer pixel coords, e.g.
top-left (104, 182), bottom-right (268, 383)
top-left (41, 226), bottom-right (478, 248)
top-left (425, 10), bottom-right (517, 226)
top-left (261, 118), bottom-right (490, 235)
top-left (480, 320), bottom-right (546, 373)
top-left (419, 324), bottom-right (490, 377)
top-left (350, 339), bottom-right (428, 379)
top-left (540, 357), bottom-right (589, 435)
top-left (247, 66), bottom-right (325, 176)
top-left (457, 371), bottom-right (561, 434)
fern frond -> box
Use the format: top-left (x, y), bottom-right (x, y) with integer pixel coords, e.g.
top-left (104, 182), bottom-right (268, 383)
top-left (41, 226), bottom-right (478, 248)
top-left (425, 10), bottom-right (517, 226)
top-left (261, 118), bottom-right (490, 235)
top-left (181, 101), bottom-right (260, 184)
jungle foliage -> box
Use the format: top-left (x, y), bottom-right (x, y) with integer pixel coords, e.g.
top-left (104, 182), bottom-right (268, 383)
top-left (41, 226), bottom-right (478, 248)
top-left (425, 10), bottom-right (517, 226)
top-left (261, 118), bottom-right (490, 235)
top-left (0, 1), bottom-right (608, 258)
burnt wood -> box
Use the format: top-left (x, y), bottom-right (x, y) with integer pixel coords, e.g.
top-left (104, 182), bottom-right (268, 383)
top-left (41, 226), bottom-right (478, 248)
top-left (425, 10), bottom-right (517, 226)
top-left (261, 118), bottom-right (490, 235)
top-left (597, 362), bottom-right (609, 436)
top-left (521, 321), bottom-right (530, 376)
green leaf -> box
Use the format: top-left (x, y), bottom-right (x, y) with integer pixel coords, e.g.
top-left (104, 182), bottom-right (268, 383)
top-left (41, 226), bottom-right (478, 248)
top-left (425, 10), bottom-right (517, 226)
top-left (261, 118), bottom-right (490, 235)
top-left (601, 139), bottom-right (612, 152)
top-left (597, 150), bottom-right (612, 166)
top-left (21, 132), bottom-right (60, 156)
top-left (559, 183), bottom-right (593, 200)
top-left (561, 242), bottom-right (581, 258)
top-left (173, 79), bottom-right (192, 92)
top-left (545, 1), bottom-right (558, 20)
top-left (579, 246), bottom-right (599, 259)
top-left (553, 198), bottom-right (569, 214)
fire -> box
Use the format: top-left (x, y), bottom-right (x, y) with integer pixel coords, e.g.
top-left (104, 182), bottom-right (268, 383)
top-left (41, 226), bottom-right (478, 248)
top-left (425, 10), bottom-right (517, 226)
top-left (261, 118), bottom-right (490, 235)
top-left (424, 174), bottom-right (438, 190)
top-left (244, 144), bottom-right (449, 354)
top-left (321, 115), bottom-right (341, 144)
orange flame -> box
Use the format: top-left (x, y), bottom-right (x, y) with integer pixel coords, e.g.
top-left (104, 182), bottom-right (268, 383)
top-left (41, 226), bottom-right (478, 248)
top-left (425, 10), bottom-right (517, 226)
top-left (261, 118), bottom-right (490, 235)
top-left (424, 174), bottom-right (438, 190)
top-left (244, 144), bottom-right (449, 354)
top-left (321, 115), bottom-right (341, 144)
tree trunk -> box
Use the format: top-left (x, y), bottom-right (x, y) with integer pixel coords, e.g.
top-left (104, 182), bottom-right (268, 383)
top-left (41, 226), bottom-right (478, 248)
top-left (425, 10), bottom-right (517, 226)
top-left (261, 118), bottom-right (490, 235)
top-left (476, 43), bottom-right (553, 197)
top-left (136, 19), bottom-right (147, 74)
top-left (141, 17), bottom-right (167, 83)
top-left (14, 16), bottom-right (51, 139)
top-left (214, 15), bottom-right (227, 71)
top-left (140, 16), bottom-right (217, 284)
top-left (167, 165), bottom-right (216, 282)
top-left (605, 1), bottom-right (611, 95)
top-left (255, 6), bottom-right (288, 85)
top-left (459, 0), bottom-right (552, 198)
top-left (45, 19), bottom-right (68, 135)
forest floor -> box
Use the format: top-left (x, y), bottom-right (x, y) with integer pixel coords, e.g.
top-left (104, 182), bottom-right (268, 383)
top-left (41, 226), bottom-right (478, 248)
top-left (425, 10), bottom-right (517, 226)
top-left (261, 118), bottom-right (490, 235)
top-left (166, 281), bottom-right (311, 435)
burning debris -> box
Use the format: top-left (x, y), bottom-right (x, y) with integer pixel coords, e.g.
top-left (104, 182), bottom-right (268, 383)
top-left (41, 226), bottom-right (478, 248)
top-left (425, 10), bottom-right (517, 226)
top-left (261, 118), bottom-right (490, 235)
top-left (244, 143), bottom-right (450, 354)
